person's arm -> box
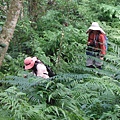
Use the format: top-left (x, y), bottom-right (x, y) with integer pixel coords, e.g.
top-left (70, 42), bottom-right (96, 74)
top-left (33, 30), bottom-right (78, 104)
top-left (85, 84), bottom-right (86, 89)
top-left (87, 33), bottom-right (94, 45)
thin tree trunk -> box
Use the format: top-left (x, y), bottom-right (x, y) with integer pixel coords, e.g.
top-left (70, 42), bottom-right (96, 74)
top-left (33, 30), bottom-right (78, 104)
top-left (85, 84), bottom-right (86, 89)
top-left (28, 0), bottom-right (38, 22)
top-left (0, 0), bottom-right (23, 68)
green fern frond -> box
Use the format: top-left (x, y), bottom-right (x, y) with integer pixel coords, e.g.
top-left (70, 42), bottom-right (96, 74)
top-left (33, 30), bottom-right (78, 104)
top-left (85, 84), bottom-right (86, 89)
top-left (99, 4), bottom-right (120, 19)
top-left (0, 86), bottom-right (32, 120)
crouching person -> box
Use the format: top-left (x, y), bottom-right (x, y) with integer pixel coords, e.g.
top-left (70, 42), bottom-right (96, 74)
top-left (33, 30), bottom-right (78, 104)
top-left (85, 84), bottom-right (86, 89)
top-left (24, 57), bottom-right (49, 78)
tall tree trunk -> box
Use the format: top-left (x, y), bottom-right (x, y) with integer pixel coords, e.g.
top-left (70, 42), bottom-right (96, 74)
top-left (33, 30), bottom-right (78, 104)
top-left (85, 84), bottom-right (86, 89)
top-left (0, 0), bottom-right (23, 68)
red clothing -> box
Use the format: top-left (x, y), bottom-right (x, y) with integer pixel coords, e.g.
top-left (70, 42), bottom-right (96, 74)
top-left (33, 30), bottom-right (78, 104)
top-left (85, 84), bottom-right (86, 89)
top-left (87, 32), bottom-right (106, 55)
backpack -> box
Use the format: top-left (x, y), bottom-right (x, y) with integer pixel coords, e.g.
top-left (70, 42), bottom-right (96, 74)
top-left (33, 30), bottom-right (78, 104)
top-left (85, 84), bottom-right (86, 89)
top-left (104, 35), bottom-right (108, 51)
top-left (88, 31), bottom-right (108, 51)
top-left (96, 33), bottom-right (108, 52)
top-left (44, 64), bottom-right (56, 77)
top-left (34, 60), bottom-right (56, 77)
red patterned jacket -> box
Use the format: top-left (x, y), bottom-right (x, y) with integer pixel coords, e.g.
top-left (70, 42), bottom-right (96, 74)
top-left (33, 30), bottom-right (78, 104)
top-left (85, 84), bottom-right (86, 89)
top-left (87, 32), bottom-right (106, 55)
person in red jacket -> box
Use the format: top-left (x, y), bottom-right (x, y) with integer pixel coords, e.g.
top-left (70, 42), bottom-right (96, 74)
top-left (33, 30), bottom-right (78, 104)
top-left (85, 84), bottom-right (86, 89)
top-left (86, 22), bottom-right (106, 69)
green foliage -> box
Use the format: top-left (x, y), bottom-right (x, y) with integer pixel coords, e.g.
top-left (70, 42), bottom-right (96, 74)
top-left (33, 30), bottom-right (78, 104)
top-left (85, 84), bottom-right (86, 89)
top-left (9, 18), bottom-right (36, 57)
top-left (1, 53), bottom-right (26, 76)
top-left (0, 86), bottom-right (31, 120)
top-left (1, 72), bottom-right (120, 120)
top-left (99, 4), bottom-right (120, 21)
top-left (1, 0), bottom-right (120, 120)
top-left (0, 75), bottom-right (89, 120)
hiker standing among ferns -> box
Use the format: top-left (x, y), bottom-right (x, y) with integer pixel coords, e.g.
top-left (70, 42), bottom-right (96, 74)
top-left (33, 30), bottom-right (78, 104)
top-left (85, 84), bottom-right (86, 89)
top-left (86, 22), bottom-right (106, 69)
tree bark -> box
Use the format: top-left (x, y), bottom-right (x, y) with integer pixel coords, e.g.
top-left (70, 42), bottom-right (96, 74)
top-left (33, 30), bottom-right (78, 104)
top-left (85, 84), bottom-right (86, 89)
top-left (0, 0), bottom-right (23, 68)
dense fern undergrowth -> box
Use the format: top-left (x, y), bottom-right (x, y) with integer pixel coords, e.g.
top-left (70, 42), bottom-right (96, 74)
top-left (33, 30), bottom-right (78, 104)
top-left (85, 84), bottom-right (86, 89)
top-left (0, 0), bottom-right (120, 120)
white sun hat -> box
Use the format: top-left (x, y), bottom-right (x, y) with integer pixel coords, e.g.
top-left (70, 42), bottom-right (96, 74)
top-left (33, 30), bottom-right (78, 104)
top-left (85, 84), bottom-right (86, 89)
top-left (86, 22), bottom-right (105, 34)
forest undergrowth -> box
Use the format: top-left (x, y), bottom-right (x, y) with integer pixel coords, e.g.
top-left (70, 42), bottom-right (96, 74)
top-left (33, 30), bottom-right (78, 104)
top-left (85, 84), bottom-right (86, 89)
top-left (0, 0), bottom-right (120, 120)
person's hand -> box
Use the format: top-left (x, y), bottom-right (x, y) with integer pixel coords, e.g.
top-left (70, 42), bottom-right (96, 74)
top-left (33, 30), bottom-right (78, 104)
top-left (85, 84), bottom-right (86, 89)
top-left (23, 74), bottom-right (28, 78)
top-left (87, 42), bottom-right (90, 45)
top-left (100, 57), bottom-right (104, 60)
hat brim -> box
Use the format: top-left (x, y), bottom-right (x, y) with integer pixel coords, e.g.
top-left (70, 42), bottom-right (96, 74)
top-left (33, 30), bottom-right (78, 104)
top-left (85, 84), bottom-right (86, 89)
top-left (86, 26), bottom-right (105, 34)
top-left (24, 58), bottom-right (36, 70)
top-left (24, 60), bottom-right (35, 70)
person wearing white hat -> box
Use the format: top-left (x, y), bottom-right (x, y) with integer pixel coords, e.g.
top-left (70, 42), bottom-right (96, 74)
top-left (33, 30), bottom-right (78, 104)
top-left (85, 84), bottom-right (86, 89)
top-left (86, 22), bottom-right (106, 69)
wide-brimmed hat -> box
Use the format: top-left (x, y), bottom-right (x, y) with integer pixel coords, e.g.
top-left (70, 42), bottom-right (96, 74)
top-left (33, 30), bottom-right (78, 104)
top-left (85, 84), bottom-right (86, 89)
top-left (86, 22), bottom-right (105, 34)
top-left (24, 57), bottom-right (37, 70)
